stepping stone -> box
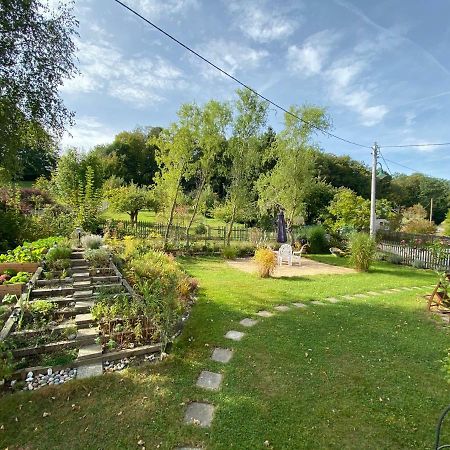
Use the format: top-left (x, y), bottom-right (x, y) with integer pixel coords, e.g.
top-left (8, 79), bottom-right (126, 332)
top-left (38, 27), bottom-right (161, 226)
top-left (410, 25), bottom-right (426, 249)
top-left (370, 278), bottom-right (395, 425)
top-left (75, 300), bottom-right (94, 312)
top-left (256, 310), bottom-right (273, 318)
top-left (76, 327), bottom-right (98, 341)
top-left (176, 447), bottom-right (203, 450)
top-left (342, 295), bottom-right (354, 300)
top-left (239, 318), bottom-right (258, 327)
top-left (75, 313), bottom-right (94, 327)
top-left (366, 291), bottom-right (381, 296)
top-left (381, 290), bottom-right (392, 294)
top-left (77, 362), bottom-right (103, 379)
top-left (311, 301), bottom-right (325, 306)
top-left (77, 343), bottom-right (102, 361)
top-left (274, 305), bottom-right (290, 312)
top-left (184, 402), bottom-right (214, 427)
top-left (354, 294), bottom-right (369, 298)
top-left (211, 348), bottom-right (233, 363)
top-left (325, 297), bottom-right (340, 303)
top-left (400, 287), bottom-right (413, 291)
top-left (411, 286), bottom-right (422, 290)
top-left (292, 302), bottom-right (307, 308)
top-left (74, 289), bottom-right (93, 298)
top-left (73, 280), bottom-right (91, 288)
top-left (225, 330), bottom-right (245, 341)
top-left (196, 371), bottom-right (222, 391)
top-left (388, 288), bottom-right (402, 292)
top-left (73, 272), bottom-right (90, 279)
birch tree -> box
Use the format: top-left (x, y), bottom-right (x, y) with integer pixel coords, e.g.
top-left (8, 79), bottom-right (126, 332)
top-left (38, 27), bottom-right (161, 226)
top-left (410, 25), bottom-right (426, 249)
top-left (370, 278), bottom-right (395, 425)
top-left (225, 89), bottom-right (268, 245)
top-left (257, 105), bottom-right (330, 242)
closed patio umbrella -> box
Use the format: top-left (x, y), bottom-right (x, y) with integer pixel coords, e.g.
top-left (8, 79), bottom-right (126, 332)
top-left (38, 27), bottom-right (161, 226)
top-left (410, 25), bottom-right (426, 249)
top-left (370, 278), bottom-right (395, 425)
top-left (277, 210), bottom-right (287, 243)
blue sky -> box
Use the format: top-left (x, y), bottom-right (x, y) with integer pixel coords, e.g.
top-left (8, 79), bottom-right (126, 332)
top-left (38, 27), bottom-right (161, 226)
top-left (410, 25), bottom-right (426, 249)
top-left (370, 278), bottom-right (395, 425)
top-left (56, 0), bottom-right (450, 179)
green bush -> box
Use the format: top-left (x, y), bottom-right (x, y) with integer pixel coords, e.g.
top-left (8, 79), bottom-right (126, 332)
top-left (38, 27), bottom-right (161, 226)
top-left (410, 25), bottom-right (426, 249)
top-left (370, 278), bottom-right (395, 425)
top-left (305, 225), bottom-right (328, 254)
top-left (45, 245), bottom-right (72, 262)
top-left (84, 248), bottom-right (110, 267)
top-left (412, 259), bottom-right (427, 269)
top-left (349, 232), bottom-right (376, 272)
top-left (194, 223), bottom-right (207, 235)
top-left (81, 234), bottom-right (103, 250)
top-left (222, 246), bottom-right (238, 259)
top-left (0, 236), bottom-right (63, 262)
top-left (386, 253), bottom-right (403, 265)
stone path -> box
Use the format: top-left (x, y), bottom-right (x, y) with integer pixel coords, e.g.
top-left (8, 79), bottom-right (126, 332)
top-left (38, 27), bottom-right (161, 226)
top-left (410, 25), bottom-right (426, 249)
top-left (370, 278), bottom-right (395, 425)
top-left (178, 281), bottom-right (432, 448)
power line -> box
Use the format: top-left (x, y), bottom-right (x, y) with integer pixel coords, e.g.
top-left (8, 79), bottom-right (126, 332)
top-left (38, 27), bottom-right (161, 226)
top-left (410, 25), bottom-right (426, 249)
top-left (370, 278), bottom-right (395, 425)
top-left (380, 142), bottom-right (450, 148)
top-left (378, 149), bottom-right (392, 176)
top-left (382, 157), bottom-right (421, 174)
top-left (112, 0), bottom-right (371, 149)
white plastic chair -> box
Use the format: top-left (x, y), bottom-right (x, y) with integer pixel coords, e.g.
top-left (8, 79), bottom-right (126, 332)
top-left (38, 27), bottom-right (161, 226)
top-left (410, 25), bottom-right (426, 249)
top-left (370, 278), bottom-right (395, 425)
top-left (277, 244), bottom-right (293, 266)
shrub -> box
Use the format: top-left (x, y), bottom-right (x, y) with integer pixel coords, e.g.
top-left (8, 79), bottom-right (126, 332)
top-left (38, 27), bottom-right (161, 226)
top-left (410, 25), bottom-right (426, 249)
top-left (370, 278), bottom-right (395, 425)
top-left (305, 225), bottom-right (328, 254)
top-left (81, 234), bottom-right (103, 250)
top-left (236, 244), bottom-right (256, 257)
top-left (349, 232), bottom-right (376, 272)
top-left (412, 259), bottom-right (427, 269)
top-left (46, 245), bottom-right (72, 262)
top-left (0, 236), bottom-right (63, 262)
top-left (194, 223), bottom-right (207, 235)
top-left (222, 246), bottom-right (238, 260)
top-left (254, 247), bottom-right (277, 278)
top-left (386, 254), bottom-right (403, 265)
top-left (84, 248), bottom-right (110, 267)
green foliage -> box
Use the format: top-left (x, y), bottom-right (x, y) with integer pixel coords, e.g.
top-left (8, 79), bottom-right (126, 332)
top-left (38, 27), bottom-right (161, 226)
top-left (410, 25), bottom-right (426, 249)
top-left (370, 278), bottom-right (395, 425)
top-left (257, 105), bottom-right (330, 238)
top-left (304, 225), bottom-right (328, 254)
top-left (28, 300), bottom-right (57, 321)
top-left (46, 245), bottom-right (71, 262)
top-left (0, 1), bottom-right (77, 175)
top-left (0, 236), bottom-right (63, 262)
top-left (400, 204), bottom-right (437, 234)
top-left (386, 254), bottom-right (403, 265)
top-left (106, 183), bottom-right (155, 225)
top-left (194, 223), bottom-right (207, 235)
top-left (254, 247), bottom-right (277, 278)
top-left (349, 232), bottom-right (376, 272)
top-left (0, 342), bottom-right (14, 380)
top-left (2, 271), bottom-right (30, 285)
top-left (81, 234), bottom-right (103, 250)
top-left (85, 248), bottom-right (110, 267)
top-left (222, 246), bottom-right (238, 260)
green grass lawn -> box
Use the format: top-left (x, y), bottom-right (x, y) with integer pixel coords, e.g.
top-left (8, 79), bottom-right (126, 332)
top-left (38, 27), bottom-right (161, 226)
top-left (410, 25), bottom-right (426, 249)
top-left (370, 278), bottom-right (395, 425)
top-left (102, 209), bottom-right (245, 229)
top-left (1, 258), bottom-right (448, 449)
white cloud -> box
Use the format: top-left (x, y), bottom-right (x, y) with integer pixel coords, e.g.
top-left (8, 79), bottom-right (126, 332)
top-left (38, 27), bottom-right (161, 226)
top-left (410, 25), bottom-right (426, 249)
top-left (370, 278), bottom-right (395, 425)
top-left (287, 30), bottom-right (388, 126)
top-left (61, 37), bottom-right (185, 107)
top-left (195, 39), bottom-right (268, 78)
top-left (287, 31), bottom-right (338, 76)
top-left (325, 59), bottom-right (388, 126)
top-left (61, 116), bottom-right (117, 151)
top-left (128, 0), bottom-right (199, 18)
top-left (227, 1), bottom-right (298, 43)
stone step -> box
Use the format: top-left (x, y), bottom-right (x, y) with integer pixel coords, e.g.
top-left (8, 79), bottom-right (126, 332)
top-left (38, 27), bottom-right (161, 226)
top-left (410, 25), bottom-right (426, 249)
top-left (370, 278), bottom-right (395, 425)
top-left (92, 283), bottom-right (124, 292)
top-left (73, 289), bottom-right (93, 298)
top-left (70, 252), bottom-right (85, 260)
top-left (31, 287), bottom-right (74, 298)
top-left (75, 300), bottom-right (94, 313)
top-left (77, 362), bottom-right (103, 379)
top-left (91, 276), bottom-right (121, 284)
top-left (76, 326), bottom-right (98, 341)
top-left (77, 343), bottom-right (103, 361)
top-left (71, 259), bottom-right (88, 268)
top-left (72, 272), bottom-right (90, 280)
top-left (75, 313), bottom-right (94, 327)
top-left (73, 280), bottom-right (92, 289)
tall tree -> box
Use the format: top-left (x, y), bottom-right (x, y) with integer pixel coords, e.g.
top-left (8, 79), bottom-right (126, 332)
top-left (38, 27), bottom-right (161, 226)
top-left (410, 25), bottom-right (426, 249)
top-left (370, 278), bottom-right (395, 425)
top-left (0, 0), bottom-right (78, 175)
top-left (152, 106), bottom-right (197, 247)
top-left (185, 100), bottom-right (231, 244)
top-left (257, 105), bottom-right (330, 241)
top-left (225, 89), bottom-right (268, 245)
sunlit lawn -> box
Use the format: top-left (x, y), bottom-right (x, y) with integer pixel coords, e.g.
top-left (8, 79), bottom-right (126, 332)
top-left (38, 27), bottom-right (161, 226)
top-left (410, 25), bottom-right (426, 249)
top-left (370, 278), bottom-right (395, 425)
top-left (0, 258), bottom-right (448, 449)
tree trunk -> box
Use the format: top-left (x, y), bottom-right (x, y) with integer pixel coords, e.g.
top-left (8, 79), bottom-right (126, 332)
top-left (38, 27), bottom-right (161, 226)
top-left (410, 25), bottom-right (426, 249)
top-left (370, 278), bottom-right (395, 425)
top-left (226, 204), bottom-right (237, 247)
top-left (164, 175), bottom-right (183, 249)
top-left (186, 176), bottom-right (206, 246)
top-left (129, 210), bottom-right (138, 227)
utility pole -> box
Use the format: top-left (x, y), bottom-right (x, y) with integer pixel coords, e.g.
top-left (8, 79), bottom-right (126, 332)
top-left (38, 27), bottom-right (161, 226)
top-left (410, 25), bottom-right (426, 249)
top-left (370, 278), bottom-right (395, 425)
top-left (369, 142), bottom-right (379, 237)
top-left (430, 198), bottom-right (433, 222)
